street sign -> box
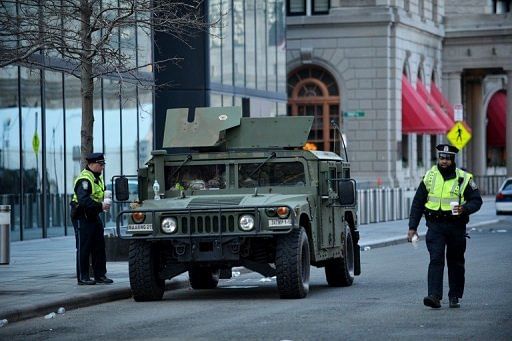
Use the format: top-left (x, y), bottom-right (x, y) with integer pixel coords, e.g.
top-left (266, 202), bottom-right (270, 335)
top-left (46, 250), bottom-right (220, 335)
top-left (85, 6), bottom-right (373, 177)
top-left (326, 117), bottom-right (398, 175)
top-left (32, 132), bottom-right (40, 155)
top-left (453, 104), bottom-right (463, 121)
top-left (447, 121), bottom-right (471, 150)
top-left (343, 111), bottom-right (365, 118)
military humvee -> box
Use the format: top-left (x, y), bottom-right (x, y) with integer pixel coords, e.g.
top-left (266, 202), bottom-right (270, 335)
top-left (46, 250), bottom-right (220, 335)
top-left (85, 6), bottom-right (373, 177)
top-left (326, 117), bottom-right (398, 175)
top-left (114, 107), bottom-right (360, 301)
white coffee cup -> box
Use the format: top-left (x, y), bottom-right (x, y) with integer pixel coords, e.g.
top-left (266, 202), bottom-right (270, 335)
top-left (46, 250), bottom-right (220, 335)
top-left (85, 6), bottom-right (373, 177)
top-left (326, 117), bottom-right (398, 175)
top-left (450, 201), bottom-right (459, 215)
top-left (103, 190), bottom-right (112, 211)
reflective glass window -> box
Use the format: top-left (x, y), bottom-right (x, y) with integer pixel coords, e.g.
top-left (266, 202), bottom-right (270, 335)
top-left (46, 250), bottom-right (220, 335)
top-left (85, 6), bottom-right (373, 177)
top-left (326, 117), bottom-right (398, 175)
top-left (245, 0), bottom-right (256, 88)
top-left (222, 0), bottom-right (233, 86)
top-left (20, 67), bottom-right (42, 239)
top-left (256, 0), bottom-right (267, 90)
top-left (103, 78), bottom-right (121, 187)
top-left (138, 87), bottom-right (153, 168)
top-left (312, 0), bottom-right (330, 14)
top-left (64, 74), bottom-right (82, 225)
top-left (44, 71), bottom-right (66, 237)
top-left (287, 0), bottom-right (306, 15)
top-left (276, 1), bottom-right (286, 93)
top-left (267, 0), bottom-right (277, 92)
top-left (0, 65), bottom-right (21, 240)
top-left (121, 83), bottom-right (138, 176)
top-left (137, 9), bottom-right (152, 71)
top-left (210, 0), bottom-right (222, 83)
top-left (93, 78), bottom-right (103, 153)
top-left (233, 0), bottom-right (245, 87)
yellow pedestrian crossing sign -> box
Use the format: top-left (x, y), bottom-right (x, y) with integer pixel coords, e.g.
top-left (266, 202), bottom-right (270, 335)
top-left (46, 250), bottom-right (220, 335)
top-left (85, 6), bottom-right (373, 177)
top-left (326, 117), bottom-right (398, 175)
top-left (447, 121), bottom-right (471, 150)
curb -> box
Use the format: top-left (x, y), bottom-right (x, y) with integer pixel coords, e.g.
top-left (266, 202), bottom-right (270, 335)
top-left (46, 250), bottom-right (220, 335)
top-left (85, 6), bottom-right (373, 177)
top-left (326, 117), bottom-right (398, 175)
top-left (1, 278), bottom-right (189, 324)
top-left (359, 219), bottom-right (501, 251)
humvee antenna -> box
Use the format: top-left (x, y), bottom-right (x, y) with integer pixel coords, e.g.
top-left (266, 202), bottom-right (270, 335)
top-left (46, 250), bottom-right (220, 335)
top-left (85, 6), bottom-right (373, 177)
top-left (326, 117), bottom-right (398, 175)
top-left (330, 120), bottom-right (349, 162)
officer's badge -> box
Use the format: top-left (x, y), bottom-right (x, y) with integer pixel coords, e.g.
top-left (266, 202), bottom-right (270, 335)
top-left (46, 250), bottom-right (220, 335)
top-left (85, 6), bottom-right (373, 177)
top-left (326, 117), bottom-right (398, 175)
top-left (81, 181), bottom-right (89, 190)
top-left (469, 180), bottom-right (478, 190)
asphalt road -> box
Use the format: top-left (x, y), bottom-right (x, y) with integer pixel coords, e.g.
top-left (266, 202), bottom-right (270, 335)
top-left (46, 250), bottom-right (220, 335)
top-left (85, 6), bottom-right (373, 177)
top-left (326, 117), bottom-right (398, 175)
top-left (2, 221), bottom-right (511, 340)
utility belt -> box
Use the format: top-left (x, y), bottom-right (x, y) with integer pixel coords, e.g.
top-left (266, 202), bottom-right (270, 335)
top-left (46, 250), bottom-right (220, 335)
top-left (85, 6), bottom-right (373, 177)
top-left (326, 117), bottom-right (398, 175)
top-left (424, 209), bottom-right (463, 222)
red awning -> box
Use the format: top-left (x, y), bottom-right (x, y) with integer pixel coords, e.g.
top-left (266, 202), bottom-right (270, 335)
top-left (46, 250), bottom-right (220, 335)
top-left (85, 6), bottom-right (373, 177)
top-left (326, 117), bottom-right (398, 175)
top-left (487, 91), bottom-right (507, 147)
top-left (431, 82), bottom-right (454, 120)
top-left (402, 77), bottom-right (449, 134)
top-left (417, 81), bottom-right (455, 129)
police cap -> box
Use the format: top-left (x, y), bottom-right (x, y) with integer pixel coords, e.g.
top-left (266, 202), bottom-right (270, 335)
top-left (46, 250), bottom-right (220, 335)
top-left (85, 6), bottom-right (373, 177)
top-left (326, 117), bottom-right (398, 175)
top-left (436, 144), bottom-right (458, 159)
top-left (85, 152), bottom-right (105, 164)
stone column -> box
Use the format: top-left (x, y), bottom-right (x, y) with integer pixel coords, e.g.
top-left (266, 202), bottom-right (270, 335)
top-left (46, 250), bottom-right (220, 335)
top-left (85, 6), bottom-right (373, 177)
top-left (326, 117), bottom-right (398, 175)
top-left (447, 72), bottom-right (462, 106)
top-left (507, 71), bottom-right (512, 177)
top-left (470, 78), bottom-right (486, 176)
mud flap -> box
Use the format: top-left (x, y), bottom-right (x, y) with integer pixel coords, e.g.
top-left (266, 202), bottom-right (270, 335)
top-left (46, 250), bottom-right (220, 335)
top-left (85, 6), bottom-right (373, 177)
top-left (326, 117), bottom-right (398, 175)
top-left (353, 230), bottom-right (361, 275)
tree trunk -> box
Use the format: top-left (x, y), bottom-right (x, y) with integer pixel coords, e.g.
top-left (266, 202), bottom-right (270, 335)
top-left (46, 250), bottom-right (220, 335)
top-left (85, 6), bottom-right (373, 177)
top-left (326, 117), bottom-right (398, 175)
top-left (80, 0), bottom-right (94, 168)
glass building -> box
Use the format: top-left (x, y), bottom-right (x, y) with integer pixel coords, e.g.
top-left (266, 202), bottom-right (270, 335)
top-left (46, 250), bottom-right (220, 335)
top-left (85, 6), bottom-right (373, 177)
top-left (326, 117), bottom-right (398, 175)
top-left (0, 0), bottom-right (286, 241)
top-left (0, 10), bottom-right (153, 241)
top-left (154, 0), bottom-right (287, 148)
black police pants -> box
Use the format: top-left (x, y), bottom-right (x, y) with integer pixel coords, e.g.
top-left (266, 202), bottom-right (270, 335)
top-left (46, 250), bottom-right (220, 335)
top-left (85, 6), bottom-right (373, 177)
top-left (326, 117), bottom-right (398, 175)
top-left (425, 222), bottom-right (467, 299)
top-left (73, 217), bottom-right (107, 281)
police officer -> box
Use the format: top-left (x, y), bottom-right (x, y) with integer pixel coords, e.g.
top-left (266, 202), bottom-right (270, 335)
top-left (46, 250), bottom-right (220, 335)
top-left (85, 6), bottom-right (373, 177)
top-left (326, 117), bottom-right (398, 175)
top-left (71, 153), bottom-right (113, 285)
top-left (408, 144), bottom-right (482, 309)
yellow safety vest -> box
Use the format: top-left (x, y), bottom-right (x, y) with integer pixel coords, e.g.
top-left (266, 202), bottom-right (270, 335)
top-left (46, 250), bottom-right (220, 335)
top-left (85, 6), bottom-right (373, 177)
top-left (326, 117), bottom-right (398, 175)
top-left (423, 166), bottom-right (472, 211)
top-left (72, 169), bottom-right (105, 203)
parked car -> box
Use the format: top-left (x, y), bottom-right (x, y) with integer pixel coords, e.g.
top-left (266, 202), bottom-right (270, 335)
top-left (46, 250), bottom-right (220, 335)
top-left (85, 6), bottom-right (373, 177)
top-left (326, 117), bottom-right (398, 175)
top-left (495, 177), bottom-right (512, 215)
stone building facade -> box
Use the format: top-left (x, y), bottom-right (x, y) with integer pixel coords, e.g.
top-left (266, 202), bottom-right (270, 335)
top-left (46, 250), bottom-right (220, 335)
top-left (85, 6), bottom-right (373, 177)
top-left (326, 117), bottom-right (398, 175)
top-left (286, 0), bottom-right (511, 187)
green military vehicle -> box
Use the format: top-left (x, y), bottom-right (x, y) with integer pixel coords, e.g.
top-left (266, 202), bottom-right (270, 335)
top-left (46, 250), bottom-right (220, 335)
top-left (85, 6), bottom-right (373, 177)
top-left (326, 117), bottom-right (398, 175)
top-left (114, 107), bottom-right (360, 301)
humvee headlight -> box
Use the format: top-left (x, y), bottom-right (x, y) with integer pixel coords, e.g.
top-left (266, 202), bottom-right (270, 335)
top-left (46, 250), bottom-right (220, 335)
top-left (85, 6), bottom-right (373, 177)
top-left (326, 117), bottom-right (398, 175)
top-left (277, 206), bottom-right (290, 218)
top-left (161, 217), bottom-right (177, 234)
top-left (239, 214), bottom-right (255, 231)
top-left (131, 211), bottom-right (146, 224)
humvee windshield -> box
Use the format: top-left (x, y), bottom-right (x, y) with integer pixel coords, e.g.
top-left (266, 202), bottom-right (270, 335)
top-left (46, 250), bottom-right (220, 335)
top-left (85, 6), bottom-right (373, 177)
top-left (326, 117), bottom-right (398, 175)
top-left (238, 161), bottom-right (305, 188)
top-left (165, 164), bottom-right (227, 191)
top-left (164, 161), bottom-right (306, 191)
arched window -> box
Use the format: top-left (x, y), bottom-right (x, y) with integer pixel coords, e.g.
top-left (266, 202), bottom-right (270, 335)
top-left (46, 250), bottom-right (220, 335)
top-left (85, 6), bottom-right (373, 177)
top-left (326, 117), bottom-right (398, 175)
top-left (287, 65), bottom-right (340, 151)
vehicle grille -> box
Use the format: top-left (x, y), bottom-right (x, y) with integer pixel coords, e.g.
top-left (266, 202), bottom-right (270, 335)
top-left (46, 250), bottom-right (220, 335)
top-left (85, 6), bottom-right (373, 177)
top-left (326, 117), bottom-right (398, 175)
top-left (177, 213), bottom-right (240, 234)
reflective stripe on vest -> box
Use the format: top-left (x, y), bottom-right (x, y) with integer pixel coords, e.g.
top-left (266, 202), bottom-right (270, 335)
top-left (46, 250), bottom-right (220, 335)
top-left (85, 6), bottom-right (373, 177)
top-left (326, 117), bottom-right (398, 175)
top-left (72, 169), bottom-right (105, 203)
top-left (423, 166), bottom-right (472, 211)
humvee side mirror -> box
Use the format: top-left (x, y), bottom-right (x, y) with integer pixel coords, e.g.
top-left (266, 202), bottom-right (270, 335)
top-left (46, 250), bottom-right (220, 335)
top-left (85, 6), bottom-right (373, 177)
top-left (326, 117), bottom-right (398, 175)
top-left (115, 176), bottom-right (130, 201)
top-left (337, 179), bottom-right (356, 206)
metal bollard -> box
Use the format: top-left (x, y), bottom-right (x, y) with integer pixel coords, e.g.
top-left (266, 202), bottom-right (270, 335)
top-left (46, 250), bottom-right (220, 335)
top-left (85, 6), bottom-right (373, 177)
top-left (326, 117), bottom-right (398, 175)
top-left (0, 205), bottom-right (11, 264)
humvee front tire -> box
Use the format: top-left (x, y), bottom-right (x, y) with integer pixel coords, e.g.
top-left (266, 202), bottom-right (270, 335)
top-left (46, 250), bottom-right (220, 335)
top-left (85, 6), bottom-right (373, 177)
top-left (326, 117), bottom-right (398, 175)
top-left (325, 224), bottom-right (355, 287)
top-left (129, 240), bottom-right (165, 301)
top-left (276, 227), bottom-right (310, 299)
top-left (189, 267), bottom-right (220, 289)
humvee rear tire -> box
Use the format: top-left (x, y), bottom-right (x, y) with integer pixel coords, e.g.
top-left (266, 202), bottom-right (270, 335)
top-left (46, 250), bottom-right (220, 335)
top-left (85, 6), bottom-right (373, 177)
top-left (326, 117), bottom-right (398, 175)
top-left (129, 240), bottom-right (165, 301)
top-left (276, 227), bottom-right (310, 299)
top-left (189, 267), bottom-right (220, 289)
top-left (325, 225), bottom-right (355, 287)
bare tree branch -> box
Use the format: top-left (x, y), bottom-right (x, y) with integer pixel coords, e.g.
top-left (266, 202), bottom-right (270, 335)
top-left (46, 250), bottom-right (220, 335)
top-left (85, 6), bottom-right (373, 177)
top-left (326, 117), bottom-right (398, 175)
top-left (0, 0), bottom-right (217, 165)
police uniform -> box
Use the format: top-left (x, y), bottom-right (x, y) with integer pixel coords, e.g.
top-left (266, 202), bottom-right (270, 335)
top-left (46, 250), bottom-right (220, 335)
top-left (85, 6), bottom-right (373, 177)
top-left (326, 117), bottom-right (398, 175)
top-left (408, 144), bottom-right (482, 308)
top-left (71, 153), bottom-right (113, 285)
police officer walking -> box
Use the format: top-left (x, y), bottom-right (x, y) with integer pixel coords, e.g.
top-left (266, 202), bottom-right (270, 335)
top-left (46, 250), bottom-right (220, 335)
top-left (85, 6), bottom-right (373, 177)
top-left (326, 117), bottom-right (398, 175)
top-left (71, 153), bottom-right (114, 285)
top-left (408, 144), bottom-right (482, 308)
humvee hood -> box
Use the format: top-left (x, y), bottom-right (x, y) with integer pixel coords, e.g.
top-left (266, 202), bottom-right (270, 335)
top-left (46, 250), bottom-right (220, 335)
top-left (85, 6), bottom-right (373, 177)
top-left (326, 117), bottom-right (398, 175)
top-left (141, 194), bottom-right (308, 210)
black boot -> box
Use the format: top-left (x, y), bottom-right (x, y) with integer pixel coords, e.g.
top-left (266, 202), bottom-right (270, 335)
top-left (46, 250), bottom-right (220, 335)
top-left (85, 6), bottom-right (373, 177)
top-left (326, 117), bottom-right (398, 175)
top-left (78, 277), bottom-right (96, 285)
top-left (449, 297), bottom-right (460, 308)
top-left (423, 295), bottom-right (441, 308)
top-left (95, 276), bottom-right (114, 284)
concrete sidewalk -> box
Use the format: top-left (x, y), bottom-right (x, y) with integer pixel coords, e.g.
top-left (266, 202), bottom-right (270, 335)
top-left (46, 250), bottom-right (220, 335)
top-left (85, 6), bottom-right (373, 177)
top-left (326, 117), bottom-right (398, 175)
top-left (0, 197), bottom-right (498, 324)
